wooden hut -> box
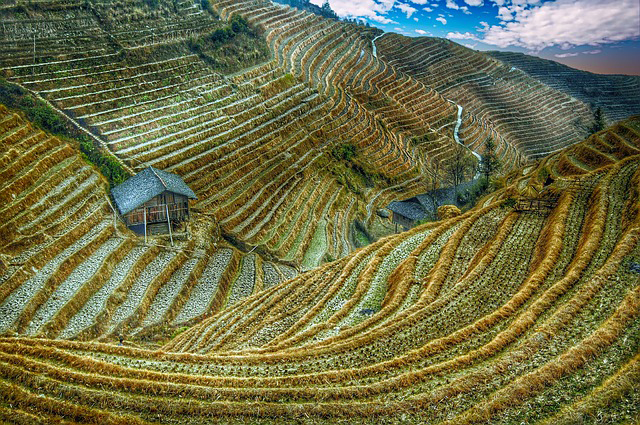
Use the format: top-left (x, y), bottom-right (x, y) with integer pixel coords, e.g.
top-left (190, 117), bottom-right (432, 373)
top-left (111, 167), bottom-right (197, 241)
top-left (387, 199), bottom-right (429, 231)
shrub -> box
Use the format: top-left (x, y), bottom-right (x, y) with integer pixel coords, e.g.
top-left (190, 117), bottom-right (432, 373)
top-left (209, 27), bottom-right (234, 43)
top-left (0, 78), bottom-right (129, 188)
top-left (0, 78), bottom-right (65, 134)
top-left (79, 137), bottom-right (129, 188)
top-left (230, 14), bottom-right (250, 34)
top-left (331, 143), bottom-right (357, 162)
top-left (502, 197), bottom-right (517, 209)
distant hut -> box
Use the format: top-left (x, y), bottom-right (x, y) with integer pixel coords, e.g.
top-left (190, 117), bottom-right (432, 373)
top-left (387, 199), bottom-right (429, 232)
top-left (111, 167), bottom-right (197, 242)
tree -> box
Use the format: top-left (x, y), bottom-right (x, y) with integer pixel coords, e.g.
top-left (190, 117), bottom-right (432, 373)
top-left (320, 1), bottom-right (338, 19)
top-left (423, 158), bottom-right (442, 218)
top-left (589, 107), bottom-right (606, 134)
top-left (480, 139), bottom-right (500, 185)
top-left (446, 144), bottom-right (475, 193)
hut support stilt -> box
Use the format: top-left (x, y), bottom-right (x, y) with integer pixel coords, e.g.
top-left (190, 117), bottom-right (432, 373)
top-left (166, 204), bottom-right (173, 246)
top-left (144, 206), bottom-right (147, 245)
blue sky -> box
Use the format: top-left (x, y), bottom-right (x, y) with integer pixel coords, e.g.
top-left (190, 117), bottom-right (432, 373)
top-left (309, 0), bottom-right (640, 75)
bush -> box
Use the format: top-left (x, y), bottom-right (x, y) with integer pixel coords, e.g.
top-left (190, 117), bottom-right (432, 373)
top-left (502, 197), bottom-right (517, 209)
top-left (230, 14), bottom-right (250, 34)
top-left (209, 27), bottom-right (234, 43)
top-left (0, 78), bottom-right (65, 134)
top-left (79, 138), bottom-right (129, 188)
top-left (331, 143), bottom-right (357, 161)
top-left (1, 78), bottom-right (130, 188)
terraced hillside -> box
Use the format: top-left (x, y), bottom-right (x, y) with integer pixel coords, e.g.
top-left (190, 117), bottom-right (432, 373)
top-left (488, 51), bottom-right (640, 124)
top-left (4, 0), bottom-right (632, 268)
top-left (1, 118), bottom-right (638, 424)
top-left (0, 0), bottom-right (420, 267)
top-left (0, 104), bottom-right (296, 342)
top-left (375, 34), bottom-right (596, 159)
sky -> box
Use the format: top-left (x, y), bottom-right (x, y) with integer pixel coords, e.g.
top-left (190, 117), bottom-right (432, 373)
top-left (308, 0), bottom-right (640, 76)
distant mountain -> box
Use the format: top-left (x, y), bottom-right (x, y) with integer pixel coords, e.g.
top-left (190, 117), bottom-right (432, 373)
top-left (487, 51), bottom-right (640, 124)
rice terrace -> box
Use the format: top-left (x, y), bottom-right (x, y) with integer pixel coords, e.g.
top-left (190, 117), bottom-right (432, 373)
top-left (0, 0), bottom-right (639, 423)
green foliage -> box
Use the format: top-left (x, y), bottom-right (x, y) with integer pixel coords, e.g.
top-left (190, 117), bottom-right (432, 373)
top-left (0, 78), bottom-right (66, 134)
top-left (589, 107), bottom-right (606, 135)
top-left (0, 78), bottom-right (129, 188)
top-left (538, 166), bottom-right (550, 183)
top-left (353, 220), bottom-right (373, 248)
top-left (412, 133), bottom-right (434, 144)
top-left (144, 0), bottom-right (159, 8)
top-left (480, 139), bottom-right (501, 184)
top-left (446, 144), bottom-right (476, 190)
top-left (272, 0), bottom-right (338, 19)
top-left (206, 15), bottom-right (252, 44)
top-left (171, 326), bottom-right (190, 339)
top-left (456, 177), bottom-right (489, 206)
top-left (79, 137), bottom-right (129, 187)
top-left (331, 143), bottom-right (357, 162)
top-left (186, 14), bottom-right (269, 74)
top-left (230, 14), bottom-right (250, 34)
top-left (208, 27), bottom-right (235, 43)
top-left (502, 196), bottom-right (517, 209)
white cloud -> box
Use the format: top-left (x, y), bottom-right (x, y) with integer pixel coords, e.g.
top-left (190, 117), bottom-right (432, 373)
top-left (436, 16), bottom-right (448, 24)
top-left (394, 27), bottom-right (404, 31)
top-left (460, 5), bottom-right (471, 13)
top-left (482, 0), bottom-right (640, 51)
top-left (372, 15), bottom-right (398, 24)
top-left (414, 16), bottom-right (419, 21)
top-left (310, 0), bottom-right (398, 24)
top-left (396, 2), bottom-right (418, 17)
top-left (464, 0), bottom-right (484, 5)
top-left (554, 52), bottom-right (579, 57)
top-left (497, 6), bottom-right (514, 21)
top-left (445, 0), bottom-right (459, 9)
top-left (423, 6), bottom-right (433, 11)
top-left (583, 49), bottom-right (602, 54)
top-left (411, 0), bottom-right (430, 3)
top-left (415, 29), bottom-right (429, 34)
top-left (431, 2), bottom-right (439, 5)
top-left (447, 31), bottom-right (480, 40)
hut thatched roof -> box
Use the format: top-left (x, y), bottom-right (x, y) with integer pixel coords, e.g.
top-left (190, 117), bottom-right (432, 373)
top-left (111, 167), bottom-right (197, 215)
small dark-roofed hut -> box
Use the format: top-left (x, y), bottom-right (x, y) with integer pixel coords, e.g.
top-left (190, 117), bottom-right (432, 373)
top-left (387, 199), bottom-right (429, 231)
top-left (111, 167), bottom-right (197, 240)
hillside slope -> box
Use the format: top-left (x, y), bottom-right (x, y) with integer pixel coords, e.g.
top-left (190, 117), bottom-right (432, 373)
top-left (488, 51), bottom-right (640, 124)
top-left (0, 118), bottom-right (638, 424)
top-left (3, 0), bottom-right (634, 268)
top-left (375, 34), bottom-right (595, 159)
top-left (0, 104), bottom-right (296, 342)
